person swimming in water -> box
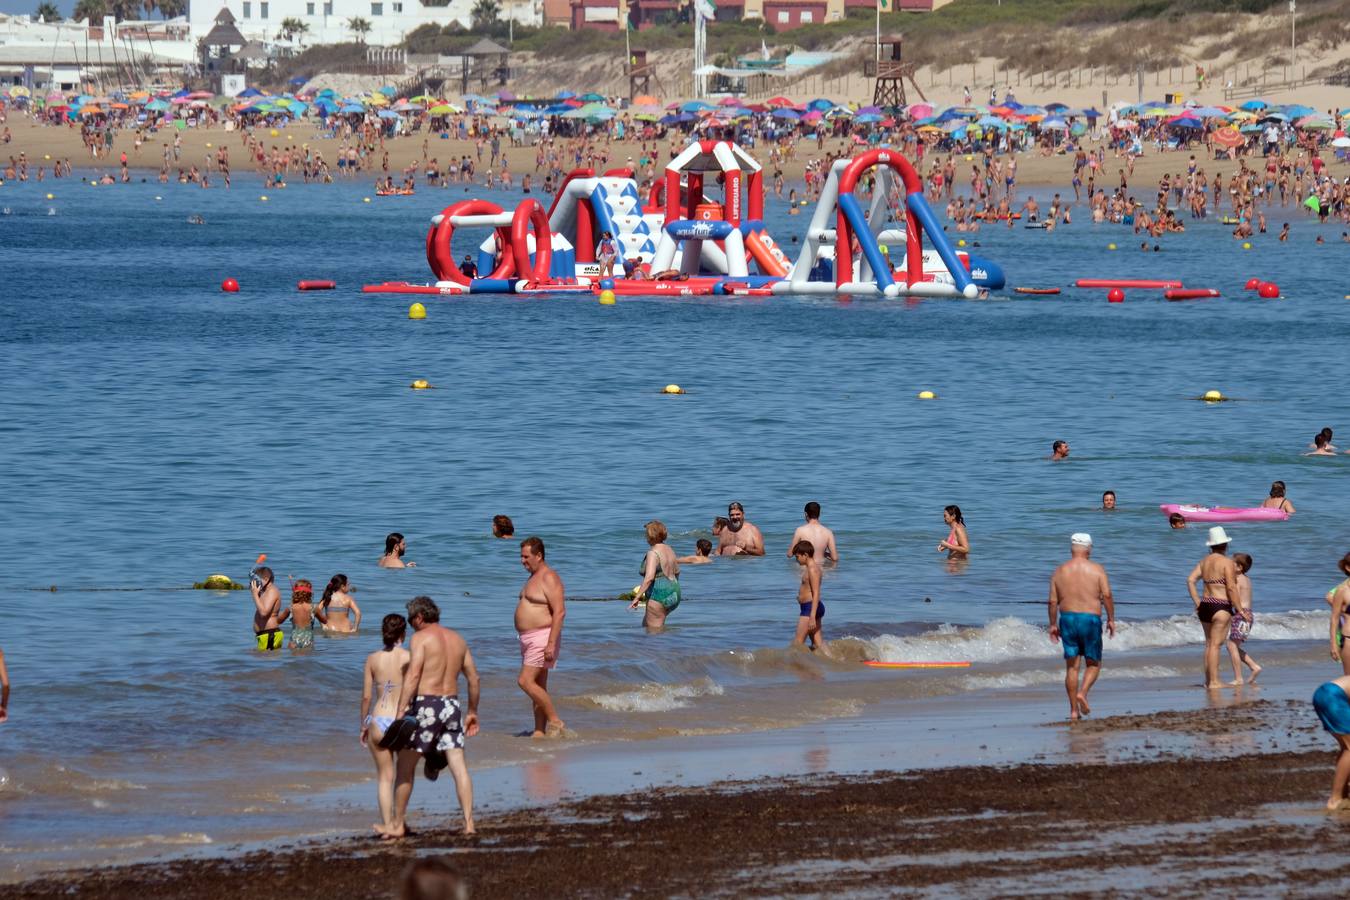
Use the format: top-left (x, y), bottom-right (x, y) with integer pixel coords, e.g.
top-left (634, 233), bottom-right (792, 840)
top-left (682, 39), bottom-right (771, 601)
top-left (1169, 512), bottom-right (1187, 529)
top-left (937, 505), bottom-right (969, 559)
top-left (1260, 481), bottom-right (1295, 515)
top-left (319, 574), bottom-right (362, 633)
top-left (792, 540), bottom-right (829, 655)
top-left (361, 614), bottom-right (410, 836)
top-left (279, 580), bottom-right (317, 651)
top-left (677, 538), bottom-right (714, 565)
top-left (380, 533), bottom-right (416, 568)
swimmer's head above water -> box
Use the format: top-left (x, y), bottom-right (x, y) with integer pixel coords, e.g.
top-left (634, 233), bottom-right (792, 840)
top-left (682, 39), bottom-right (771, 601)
top-left (1169, 512), bottom-right (1187, 529)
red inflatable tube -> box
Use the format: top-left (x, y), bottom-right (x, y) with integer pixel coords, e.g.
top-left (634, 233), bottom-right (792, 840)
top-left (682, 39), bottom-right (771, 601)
top-left (297, 280), bottom-right (336, 291)
top-left (602, 278), bottom-right (722, 296)
top-left (1014, 287), bottom-right (1061, 295)
top-left (1075, 278), bottom-right (1183, 289)
top-left (362, 282), bottom-right (465, 295)
top-left (427, 200), bottom-right (514, 285)
top-left (510, 199), bottom-right (551, 283)
top-left (1164, 288), bottom-right (1220, 300)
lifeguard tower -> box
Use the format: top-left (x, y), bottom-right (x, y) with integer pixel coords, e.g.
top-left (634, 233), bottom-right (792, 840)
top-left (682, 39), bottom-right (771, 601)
top-left (865, 35), bottom-right (926, 108)
top-left (627, 49), bottom-right (664, 101)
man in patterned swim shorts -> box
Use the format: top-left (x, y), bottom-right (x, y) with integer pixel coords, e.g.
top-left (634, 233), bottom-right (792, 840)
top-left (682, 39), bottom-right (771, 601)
top-left (387, 595), bottom-right (480, 838)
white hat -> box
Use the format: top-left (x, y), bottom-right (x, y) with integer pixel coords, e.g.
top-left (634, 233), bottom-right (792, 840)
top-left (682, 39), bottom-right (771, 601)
top-left (1071, 532), bottom-right (1092, 546)
top-left (1206, 526), bottom-right (1233, 547)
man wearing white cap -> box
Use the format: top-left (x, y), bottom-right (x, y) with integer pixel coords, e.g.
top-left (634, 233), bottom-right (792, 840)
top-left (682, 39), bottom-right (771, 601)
top-left (1048, 532), bottom-right (1115, 720)
top-left (1186, 526), bottom-right (1240, 689)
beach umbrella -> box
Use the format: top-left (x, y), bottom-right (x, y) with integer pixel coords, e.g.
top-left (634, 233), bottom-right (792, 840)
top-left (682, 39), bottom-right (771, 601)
top-left (145, 98), bottom-right (170, 112)
top-left (855, 112), bottom-right (882, 123)
top-left (942, 119), bottom-right (965, 133)
top-left (1258, 112), bottom-right (1288, 122)
top-left (772, 108), bottom-right (801, 120)
top-left (976, 115), bottom-right (1005, 128)
top-left (1297, 117), bottom-right (1335, 130)
top-left (1166, 113), bottom-right (1203, 128)
top-left (578, 91), bottom-right (605, 102)
top-left (1212, 127), bottom-right (1244, 149)
top-left (718, 96), bottom-right (741, 106)
top-left (632, 112), bottom-right (659, 121)
top-left (1045, 101), bottom-right (1069, 111)
top-left (496, 90), bottom-right (516, 102)
top-left (1080, 107), bottom-right (1103, 118)
top-left (340, 103), bottom-right (365, 114)
top-left (428, 103), bottom-right (461, 114)
top-left (187, 90), bottom-right (214, 100)
top-left (765, 96), bottom-right (794, 107)
top-left (1331, 136), bottom-right (1350, 148)
top-left (1305, 195), bottom-right (1321, 213)
top-left (1070, 122), bottom-right (1087, 136)
top-left (633, 94), bottom-right (659, 106)
top-left (681, 100), bottom-right (715, 112)
top-left (1282, 103), bottom-right (1316, 118)
top-left (1239, 123), bottom-right (1262, 132)
top-left (377, 85), bottom-right (396, 96)
top-left (908, 102), bottom-right (933, 118)
top-left (806, 98), bottom-right (834, 111)
top-left (1239, 99), bottom-right (1267, 111)
top-left (1041, 117), bottom-right (1068, 130)
top-left (658, 113), bottom-right (681, 125)
top-left (378, 109), bottom-right (400, 119)
top-left (857, 105), bottom-right (882, 115)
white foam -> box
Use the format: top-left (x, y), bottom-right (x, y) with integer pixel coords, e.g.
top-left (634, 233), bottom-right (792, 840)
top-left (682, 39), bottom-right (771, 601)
top-left (962, 665), bottom-right (1181, 691)
top-left (859, 610), bottom-right (1325, 665)
top-left (584, 677), bottom-right (725, 713)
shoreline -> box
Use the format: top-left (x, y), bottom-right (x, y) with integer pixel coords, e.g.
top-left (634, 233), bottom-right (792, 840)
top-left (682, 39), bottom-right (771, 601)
top-left (8, 695), bottom-right (1348, 898)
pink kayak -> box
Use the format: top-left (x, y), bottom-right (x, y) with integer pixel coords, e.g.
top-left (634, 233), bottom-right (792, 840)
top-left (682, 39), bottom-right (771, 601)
top-left (1159, 504), bottom-right (1289, 523)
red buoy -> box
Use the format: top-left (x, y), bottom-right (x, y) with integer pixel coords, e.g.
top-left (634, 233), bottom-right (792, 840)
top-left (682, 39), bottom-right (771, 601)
top-left (297, 280), bottom-right (336, 291)
top-left (221, 278), bottom-right (239, 293)
top-left (1257, 282), bottom-right (1280, 298)
top-left (1244, 278), bottom-right (1260, 291)
top-left (1107, 288), bottom-right (1125, 303)
top-left (1164, 288), bottom-right (1221, 300)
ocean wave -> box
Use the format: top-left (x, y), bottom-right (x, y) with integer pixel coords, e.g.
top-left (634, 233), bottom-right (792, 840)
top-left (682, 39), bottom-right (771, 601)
top-left (581, 677), bottom-right (725, 713)
top-left (859, 610), bottom-right (1325, 664)
top-left (962, 665), bottom-right (1181, 691)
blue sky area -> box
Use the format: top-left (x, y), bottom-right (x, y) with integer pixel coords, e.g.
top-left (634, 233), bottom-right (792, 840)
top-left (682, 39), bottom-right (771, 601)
top-left (2, 0), bottom-right (72, 15)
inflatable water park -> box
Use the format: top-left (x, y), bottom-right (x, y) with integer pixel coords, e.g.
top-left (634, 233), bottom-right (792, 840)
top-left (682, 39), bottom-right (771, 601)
top-left (364, 141), bottom-right (1006, 299)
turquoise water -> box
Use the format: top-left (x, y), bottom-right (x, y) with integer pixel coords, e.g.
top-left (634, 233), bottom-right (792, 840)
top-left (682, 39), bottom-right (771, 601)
top-left (1, 176), bottom-right (1347, 870)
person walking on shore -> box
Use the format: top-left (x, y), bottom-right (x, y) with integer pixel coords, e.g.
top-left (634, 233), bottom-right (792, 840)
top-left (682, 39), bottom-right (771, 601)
top-left (361, 614), bottom-right (410, 834)
top-left (1187, 527), bottom-right (1239, 689)
top-left (1312, 674), bottom-right (1350, 809)
top-left (1327, 553), bottom-right (1350, 676)
top-left (388, 596), bottom-right (480, 838)
top-left (789, 501), bottom-right (838, 564)
top-left (516, 537), bottom-right (566, 738)
top-left (1048, 533), bottom-right (1115, 720)
top-left (1225, 553), bottom-right (1261, 684)
top-left (792, 540), bottom-right (828, 655)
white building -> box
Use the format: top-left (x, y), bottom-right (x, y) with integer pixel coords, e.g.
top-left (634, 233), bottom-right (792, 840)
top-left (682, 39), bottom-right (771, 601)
top-left (0, 13), bottom-right (196, 91)
top-left (188, 0), bottom-right (542, 48)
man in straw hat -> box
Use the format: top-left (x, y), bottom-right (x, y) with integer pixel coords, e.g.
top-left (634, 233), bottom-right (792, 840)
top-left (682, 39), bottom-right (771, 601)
top-left (1048, 533), bottom-right (1115, 720)
top-left (1187, 526), bottom-right (1240, 689)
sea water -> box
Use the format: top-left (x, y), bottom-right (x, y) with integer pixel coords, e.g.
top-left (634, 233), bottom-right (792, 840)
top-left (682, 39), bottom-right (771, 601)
top-left (0, 176), bottom-right (1346, 874)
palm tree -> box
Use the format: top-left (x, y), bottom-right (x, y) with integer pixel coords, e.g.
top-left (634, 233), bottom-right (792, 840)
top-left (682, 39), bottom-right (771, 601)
top-left (34, 1), bottom-right (60, 21)
top-left (470, 0), bottom-right (500, 29)
top-left (72, 0), bottom-right (106, 22)
top-left (156, 0), bottom-right (186, 17)
top-left (347, 16), bottom-right (371, 43)
top-left (278, 17), bottom-right (308, 41)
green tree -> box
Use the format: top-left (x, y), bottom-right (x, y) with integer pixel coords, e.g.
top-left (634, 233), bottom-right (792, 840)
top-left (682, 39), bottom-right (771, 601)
top-left (470, 0), bottom-right (500, 30)
top-left (34, 1), bottom-right (60, 20)
top-left (155, 0), bottom-right (186, 15)
top-left (72, 0), bottom-right (106, 21)
top-left (347, 15), bottom-right (371, 43)
top-left (278, 16), bottom-right (309, 40)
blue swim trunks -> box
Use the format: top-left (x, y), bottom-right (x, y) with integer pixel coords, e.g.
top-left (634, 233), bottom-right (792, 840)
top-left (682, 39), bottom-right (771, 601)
top-left (1059, 612), bottom-right (1103, 663)
top-left (1314, 682), bottom-right (1350, 735)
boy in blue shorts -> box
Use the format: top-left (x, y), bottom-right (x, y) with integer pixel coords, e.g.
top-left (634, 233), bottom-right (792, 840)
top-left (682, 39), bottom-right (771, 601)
top-left (1048, 533), bottom-right (1116, 721)
top-left (1312, 675), bottom-right (1350, 809)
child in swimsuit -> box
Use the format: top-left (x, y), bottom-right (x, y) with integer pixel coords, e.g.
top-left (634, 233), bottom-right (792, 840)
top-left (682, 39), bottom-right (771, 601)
top-left (361, 614), bottom-right (410, 835)
top-left (1225, 553), bottom-right (1261, 684)
top-left (792, 540), bottom-right (829, 655)
top-left (279, 580), bottom-right (316, 650)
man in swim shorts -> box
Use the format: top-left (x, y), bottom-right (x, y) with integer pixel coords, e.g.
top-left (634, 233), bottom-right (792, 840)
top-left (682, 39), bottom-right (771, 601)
top-left (1312, 675), bottom-right (1350, 809)
top-left (249, 566), bottom-right (284, 651)
top-left (1048, 533), bottom-right (1115, 720)
top-left (719, 502), bottom-right (765, 556)
top-left (388, 595), bottom-right (480, 837)
top-left (515, 536), bottom-right (566, 738)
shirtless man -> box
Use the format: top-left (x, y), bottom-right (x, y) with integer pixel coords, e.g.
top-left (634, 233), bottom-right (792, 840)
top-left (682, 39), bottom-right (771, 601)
top-left (379, 532), bottom-right (416, 568)
top-left (1048, 533), bottom-right (1115, 720)
top-left (515, 536), bottom-right (566, 738)
top-left (249, 565), bottom-right (284, 651)
top-left (387, 595), bottom-right (479, 838)
top-left (718, 502), bottom-right (765, 556)
top-left (788, 501), bottom-right (838, 564)
top-left (1051, 440), bottom-right (1070, 461)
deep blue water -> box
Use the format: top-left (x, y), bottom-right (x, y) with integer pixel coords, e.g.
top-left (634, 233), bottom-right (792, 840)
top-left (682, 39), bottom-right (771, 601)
top-left (1, 173), bottom-right (1347, 864)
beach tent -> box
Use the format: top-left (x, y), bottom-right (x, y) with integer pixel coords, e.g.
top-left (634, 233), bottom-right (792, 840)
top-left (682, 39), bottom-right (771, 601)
top-left (1239, 99), bottom-right (1267, 111)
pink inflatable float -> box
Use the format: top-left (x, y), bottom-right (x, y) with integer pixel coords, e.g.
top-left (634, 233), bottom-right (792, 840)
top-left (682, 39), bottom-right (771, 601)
top-left (1159, 504), bottom-right (1289, 523)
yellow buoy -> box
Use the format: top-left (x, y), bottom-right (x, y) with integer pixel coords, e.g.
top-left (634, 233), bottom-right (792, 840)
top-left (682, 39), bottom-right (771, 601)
top-left (599, 289), bottom-right (616, 305)
top-left (410, 379), bottom-right (431, 390)
top-left (918, 390), bottom-right (936, 400)
top-left (270, 128), bottom-right (279, 137)
top-left (957, 239), bottom-right (966, 247)
top-left (408, 303), bottom-right (427, 320)
top-left (1242, 242), bottom-right (1251, 250)
top-left (45, 193), bottom-right (53, 200)
top-left (662, 384), bottom-right (684, 394)
top-left (1107, 243), bottom-right (1117, 250)
top-left (363, 197), bottom-right (371, 203)
top-left (260, 195), bottom-right (269, 201)
top-left (1203, 389), bottom-right (1224, 401)
top-left (155, 196), bottom-right (162, 200)
top-left (43, 154), bottom-right (51, 160)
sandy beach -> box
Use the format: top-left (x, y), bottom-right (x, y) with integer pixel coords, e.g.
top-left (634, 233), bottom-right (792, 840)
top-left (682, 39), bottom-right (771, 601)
top-left (8, 696), bottom-right (1349, 899)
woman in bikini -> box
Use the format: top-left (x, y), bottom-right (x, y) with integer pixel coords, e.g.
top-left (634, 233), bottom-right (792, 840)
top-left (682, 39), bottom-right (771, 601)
top-left (629, 520), bottom-right (681, 630)
top-left (937, 505), bottom-right (969, 559)
top-left (318, 573), bottom-right (362, 634)
top-left (1260, 480), bottom-right (1295, 515)
top-left (1186, 527), bottom-right (1240, 689)
top-left (1327, 553), bottom-right (1350, 676)
top-left (361, 614), bottom-right (410, 837)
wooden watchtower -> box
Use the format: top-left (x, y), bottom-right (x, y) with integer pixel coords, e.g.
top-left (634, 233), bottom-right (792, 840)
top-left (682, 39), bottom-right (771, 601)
top-left (865, 35), bottom-right (926, 108)
top-left (628, 49), bottom-right (663, 100)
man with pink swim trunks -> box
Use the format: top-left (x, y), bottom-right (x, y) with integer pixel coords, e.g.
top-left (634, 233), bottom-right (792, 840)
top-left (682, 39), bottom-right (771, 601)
top-left (515, 536), bottom-right (566, 738)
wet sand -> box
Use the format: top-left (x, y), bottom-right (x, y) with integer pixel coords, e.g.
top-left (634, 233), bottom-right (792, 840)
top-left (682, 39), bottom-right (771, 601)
top-left (11, 698), bottom-right (1350, 898)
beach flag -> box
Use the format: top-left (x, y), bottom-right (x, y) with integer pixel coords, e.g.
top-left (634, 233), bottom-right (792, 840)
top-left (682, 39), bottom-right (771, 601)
top-left (761, 38), bottom-right (769, 60)
top-left (878, 0), bottom-right (893, 10)
top-left (694, 0), bottom-right (716, 20)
